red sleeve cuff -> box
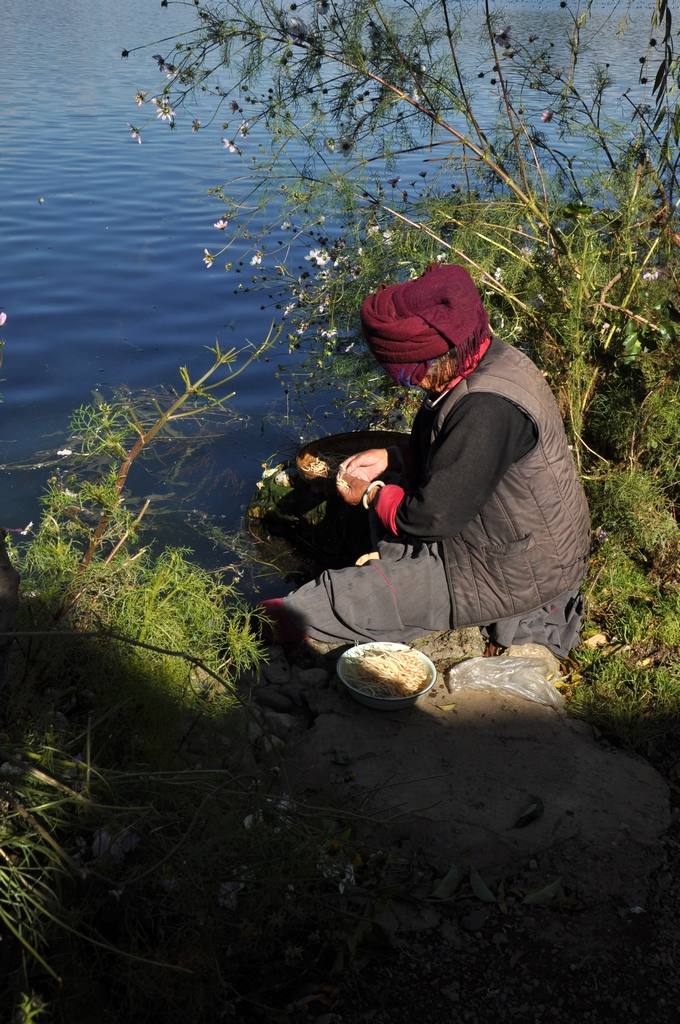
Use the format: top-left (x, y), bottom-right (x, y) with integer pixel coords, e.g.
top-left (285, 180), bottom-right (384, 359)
top-left (374, 483), bottom-right (405, 536)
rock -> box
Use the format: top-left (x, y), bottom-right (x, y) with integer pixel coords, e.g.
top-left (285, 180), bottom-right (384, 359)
top-left (304, 688), bottom-right (343, 716)
top-left (247, 719), bottom-right (265, 744)
top-left (303, 637), bottom-right (346, 657)
top-left (254, 689), bottom-right (294, 713)
top-left (261, 735), bottom-right (286, 758)
top-left (295, 666), bottom-right (330, 687)
top-left (261, 658), bottom-right (291, 685)
top-left (262, 711), bottom-right (298, 738)
top-left (461, 908), bottom-right (489, 933)
top-left (279, 682), bottom-right (306, 706)
top-left (225, 745), bottom-right (257, 773)
top-left (416, 627), bottom-right (486, 665)
top-left (505, 642), bottom-right (562, 679)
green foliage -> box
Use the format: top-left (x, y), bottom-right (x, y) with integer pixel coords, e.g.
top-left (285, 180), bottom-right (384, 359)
top-left (570, 650), bottom-right (680, 747)
top-left (587, 469), bottom-right (678, 557)
top-left (570, 525), bottom-right (680, 752)
top-left (0, 731), bottom-right (369, 1022)
top-left (1, 350), bottom-right (274, 1006)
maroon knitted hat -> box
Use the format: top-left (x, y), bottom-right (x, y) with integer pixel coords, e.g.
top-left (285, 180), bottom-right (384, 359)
top-left (360, 264), bottom-right (489, 385)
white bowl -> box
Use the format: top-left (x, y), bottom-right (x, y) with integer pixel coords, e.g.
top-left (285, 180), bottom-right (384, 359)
top-left (336, 642), bottom-right (437, 710)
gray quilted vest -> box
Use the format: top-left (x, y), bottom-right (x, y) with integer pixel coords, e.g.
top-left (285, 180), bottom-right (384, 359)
top-left (431, 337), bottom-right (591, 626)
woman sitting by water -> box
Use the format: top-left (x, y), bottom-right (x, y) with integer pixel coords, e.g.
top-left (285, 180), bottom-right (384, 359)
top-left (264, 263), bottom-right (590, 658)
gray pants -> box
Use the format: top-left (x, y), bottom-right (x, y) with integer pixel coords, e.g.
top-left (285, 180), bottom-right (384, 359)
top-left (283, 537), bottom-right (452, 645)
top-left (282, 537), bottom-right (585, 657)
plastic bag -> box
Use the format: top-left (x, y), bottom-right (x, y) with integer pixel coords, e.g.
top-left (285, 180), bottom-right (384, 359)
top-left (445, 656), bottom-right (565, 710)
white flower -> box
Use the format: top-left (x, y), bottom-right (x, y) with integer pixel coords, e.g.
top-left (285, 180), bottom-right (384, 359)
top-left (304, 248), bottom-right (330, 267)
top-left (213, 219), bottom-right (228, 230)
top-left (338, 862), bottom-right (355, 894)
top-left (192, 119), bottom-right (201, 133)
top-left (493, 266), bottom-right (503, 282)
top-left (222, 138), bottom-right (241, 154)
top-left (642, 268), bottom-right (661, 281)
top-left (316, 853), bottom-right (355, 894)
top-left (250, 251), bottom-right (263, 266)
top-left (320, 327), bottom-right (338, 339)
top-left (382, 230), bottom-right (393, 242)
top-left (152, 97), bottom-right (175, 123)
top-left (134, 91), bottom-right (147, 107)
top-left (435, 253), bottom-right (448, 262)
top-left (56, 448), bottom-right (73, 457)
top-left (127, 124), bottom-right (142, 144)
top-left (366, 225), bottom-right (380, 236)
top-left (280, 220), bottom-right (291, 230)
top-left (203, 249), bottom-right (214, 268)
top-left (238, 120), bottom-right (250, 137)
top-left (282, 303), bottom-right (295, 318)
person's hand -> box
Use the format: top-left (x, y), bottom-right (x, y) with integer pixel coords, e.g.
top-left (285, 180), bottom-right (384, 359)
top-left (336, 469), bottom-right (369, 506)
top-left (339, 448), bottom-right (389, 483)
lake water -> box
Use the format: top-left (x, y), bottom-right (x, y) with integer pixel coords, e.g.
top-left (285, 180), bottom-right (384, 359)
top-left (0, 0), bottom-right (657, 591)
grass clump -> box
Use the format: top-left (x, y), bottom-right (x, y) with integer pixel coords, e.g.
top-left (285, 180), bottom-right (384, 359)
top-left (569, 653), bottom-right (680, 751)
top-left (0, 730), bottom-right (376, 1022)
top-left (569, 522), bottom-right (680, 759)
top-left (0, 351), bottom-right (279, 1015)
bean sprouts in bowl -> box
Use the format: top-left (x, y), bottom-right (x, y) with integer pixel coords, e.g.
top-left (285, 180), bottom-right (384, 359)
top-left (337, 642), bottom-right (437, 709)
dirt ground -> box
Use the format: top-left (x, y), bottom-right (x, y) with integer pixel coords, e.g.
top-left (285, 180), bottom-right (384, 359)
top-left (224, 630), bottom-right (677, 1023)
